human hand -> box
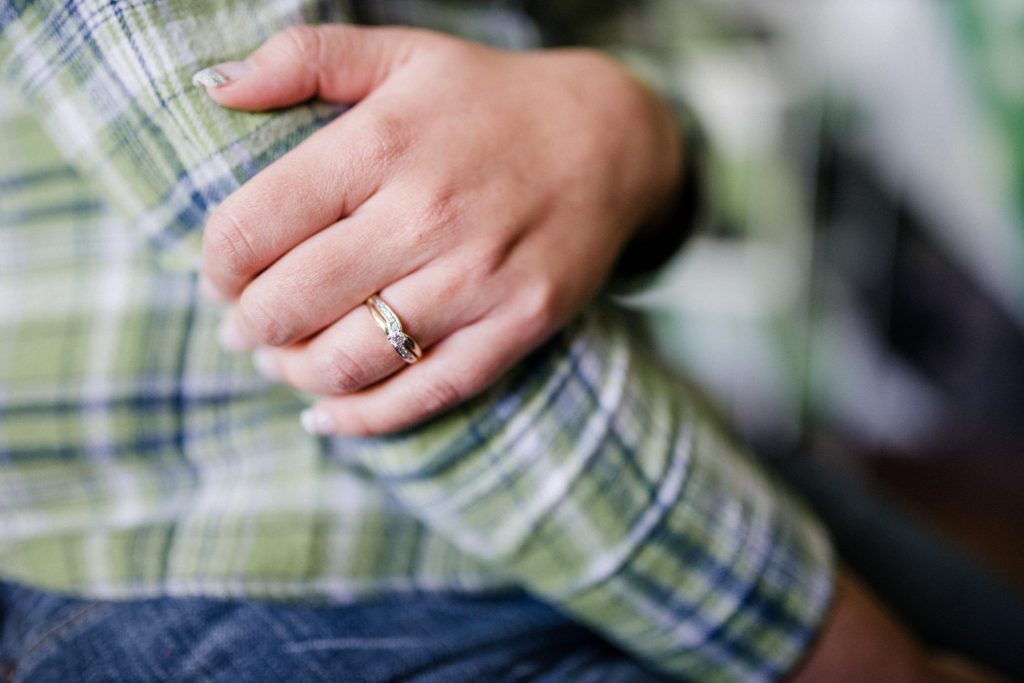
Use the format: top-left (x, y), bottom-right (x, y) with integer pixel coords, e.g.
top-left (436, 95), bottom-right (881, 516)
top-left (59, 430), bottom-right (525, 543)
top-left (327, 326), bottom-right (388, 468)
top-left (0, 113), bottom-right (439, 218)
top-left (196, 24), bottom-right (683, 436)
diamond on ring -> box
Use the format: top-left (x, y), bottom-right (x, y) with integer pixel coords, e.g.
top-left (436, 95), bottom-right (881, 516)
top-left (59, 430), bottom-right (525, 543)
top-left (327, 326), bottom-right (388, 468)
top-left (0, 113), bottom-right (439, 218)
top-left (366, 295), bottom-right (423, 364)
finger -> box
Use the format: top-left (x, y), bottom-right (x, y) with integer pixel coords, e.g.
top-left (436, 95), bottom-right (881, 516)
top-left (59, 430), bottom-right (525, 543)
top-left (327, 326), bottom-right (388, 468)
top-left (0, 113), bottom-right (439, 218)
top-left (200, 100), bottom-right (410, 299)
top-left (248, 260), bottom-right (487, 393)
top-left (297, 314), bottom-right (536, 437)
top-left (213, 188), bottom-right (446, 350)
top-left (193, 24), bottom-right (437, 110)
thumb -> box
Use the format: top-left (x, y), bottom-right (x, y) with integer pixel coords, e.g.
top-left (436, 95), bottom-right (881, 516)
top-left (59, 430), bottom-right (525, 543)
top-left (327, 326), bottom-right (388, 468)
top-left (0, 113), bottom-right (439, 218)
top-left (192, 25), bottom-right (426, 110)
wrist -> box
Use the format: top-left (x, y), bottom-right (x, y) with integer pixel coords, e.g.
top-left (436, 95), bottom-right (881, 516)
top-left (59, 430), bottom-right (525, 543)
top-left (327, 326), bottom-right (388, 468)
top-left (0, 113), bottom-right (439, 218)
top-left (610, 120), bottom-right (702, 285)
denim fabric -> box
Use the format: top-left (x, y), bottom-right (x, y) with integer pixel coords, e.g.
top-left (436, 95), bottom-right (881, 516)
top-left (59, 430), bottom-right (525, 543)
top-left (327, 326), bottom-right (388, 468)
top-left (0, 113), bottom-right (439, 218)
top-left (0, 585), bottom-right (669, 683)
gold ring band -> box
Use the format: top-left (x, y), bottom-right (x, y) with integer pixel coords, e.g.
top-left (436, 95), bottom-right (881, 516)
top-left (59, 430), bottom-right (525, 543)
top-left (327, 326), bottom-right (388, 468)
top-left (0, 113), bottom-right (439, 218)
top-left (366, 295), bottom-right (422, 364)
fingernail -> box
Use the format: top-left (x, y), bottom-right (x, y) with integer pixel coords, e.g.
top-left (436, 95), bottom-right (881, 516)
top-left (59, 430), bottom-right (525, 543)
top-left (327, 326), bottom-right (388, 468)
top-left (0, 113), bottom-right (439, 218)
top-left (192, 60), bottom-right (255, 89)
top-left (301, 408), bottom-right (336, 436)
top-left (251, 348), bottom-right (279, 381)
top-left (217, 317), bottom-right (250, 353)
top-left (198, 274), bottom-right (228, 304)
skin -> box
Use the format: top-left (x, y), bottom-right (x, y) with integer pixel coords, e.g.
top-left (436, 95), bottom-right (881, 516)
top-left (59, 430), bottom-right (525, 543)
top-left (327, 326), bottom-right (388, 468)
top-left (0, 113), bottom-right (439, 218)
top-left (791, 573), bottom-right (1005, 682)
top-left (198, 24), bottom-right (682, 437)
top-left (198, 25), bottom-right (1005, 681)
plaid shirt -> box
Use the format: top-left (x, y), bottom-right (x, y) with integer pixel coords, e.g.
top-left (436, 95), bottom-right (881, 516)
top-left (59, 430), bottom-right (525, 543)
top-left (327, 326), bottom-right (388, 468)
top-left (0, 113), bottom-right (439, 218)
top-left (0, 1), bottom-right (833, 680)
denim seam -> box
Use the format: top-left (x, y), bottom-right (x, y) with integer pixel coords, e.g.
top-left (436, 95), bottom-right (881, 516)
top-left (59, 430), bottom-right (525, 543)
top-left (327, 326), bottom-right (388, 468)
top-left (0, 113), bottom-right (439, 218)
top-left (15, 603), bottom-right (108, 677)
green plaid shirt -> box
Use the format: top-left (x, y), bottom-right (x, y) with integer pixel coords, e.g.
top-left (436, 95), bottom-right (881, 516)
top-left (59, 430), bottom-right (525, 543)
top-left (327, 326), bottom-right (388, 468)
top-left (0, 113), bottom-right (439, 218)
top-left (0, 1), bottom-right (833, 680)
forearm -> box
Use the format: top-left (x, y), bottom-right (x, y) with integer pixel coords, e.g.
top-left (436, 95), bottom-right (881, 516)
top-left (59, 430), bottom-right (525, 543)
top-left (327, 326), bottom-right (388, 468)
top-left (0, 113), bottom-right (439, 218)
top-left (791, 572), bottom-right (1007, 683)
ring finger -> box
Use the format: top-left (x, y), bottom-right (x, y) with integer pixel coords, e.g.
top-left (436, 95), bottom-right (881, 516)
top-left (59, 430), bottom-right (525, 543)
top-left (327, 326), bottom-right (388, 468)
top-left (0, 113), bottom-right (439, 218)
top-left (252, 260), bottom-right (490, 396)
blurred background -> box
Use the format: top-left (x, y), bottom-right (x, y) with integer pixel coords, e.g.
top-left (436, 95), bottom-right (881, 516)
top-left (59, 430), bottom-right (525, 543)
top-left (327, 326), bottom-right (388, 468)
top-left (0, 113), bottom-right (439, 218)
top-left (620, 0), bottom-right (1024, 591)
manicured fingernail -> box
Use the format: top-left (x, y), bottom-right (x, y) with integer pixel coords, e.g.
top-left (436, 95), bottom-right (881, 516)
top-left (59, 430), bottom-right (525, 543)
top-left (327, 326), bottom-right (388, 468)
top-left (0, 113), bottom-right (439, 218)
top-left (301, 408), bottom-right (336, 436)
top-left (217, 317), bottom-right (250, 353)
top-left (251, 348), bottom-right (279, 381)
top-left (192, 60), bottom-right (255, 89)
top-left (198, 274), bottom-right (227, 304)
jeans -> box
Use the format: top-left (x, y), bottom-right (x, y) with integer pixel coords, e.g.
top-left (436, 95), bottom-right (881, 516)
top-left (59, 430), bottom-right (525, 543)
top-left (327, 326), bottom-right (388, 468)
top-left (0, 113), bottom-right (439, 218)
top-left (0, 585), bottom-right (668, 683)
top-left (3, 458), bottom-right (1024, 682)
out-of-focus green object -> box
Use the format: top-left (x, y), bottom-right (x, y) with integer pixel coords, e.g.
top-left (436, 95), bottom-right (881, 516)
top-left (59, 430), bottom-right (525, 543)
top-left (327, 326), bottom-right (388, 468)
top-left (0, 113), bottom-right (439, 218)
top-left (626, 0), bottom-right (1024, 453)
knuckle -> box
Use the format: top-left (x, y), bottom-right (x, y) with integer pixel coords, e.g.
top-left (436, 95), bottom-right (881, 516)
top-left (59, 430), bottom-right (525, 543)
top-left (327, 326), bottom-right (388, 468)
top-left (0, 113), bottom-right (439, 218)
top-left (417, 186), bottom-right (462, 234)
top-left (447, 246), bottom-right (503, 298)
top-left (435, 35), bottom-right (475, 61)
top-left (418, 32), bottom-right (482, 68)
top-left (359, 110), bottom-right (409, 167)
top-left (276, 25), bottom-right (322, 61)
top-left (474, 242), bottom-right (510, 281)
top-left (342, 410), bottom-right (377, 438)
top-left (315, 345), bottom-right (368, 394)
top-left (237, 290), bottom-right (293, 347)
top-left (519, 279), bottom-right (559, 335)
top-left (413, 374), bottom-right (463, 417)
top-left (206, 204), bottom-right (261, 280)
top-left (566, 47), bottom-right (621, 76)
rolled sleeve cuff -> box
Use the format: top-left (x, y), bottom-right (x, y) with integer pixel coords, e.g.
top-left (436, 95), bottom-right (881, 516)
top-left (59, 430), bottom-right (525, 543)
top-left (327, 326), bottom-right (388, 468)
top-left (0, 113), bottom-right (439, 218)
top-left (347, 304), bottom-right (835, 682)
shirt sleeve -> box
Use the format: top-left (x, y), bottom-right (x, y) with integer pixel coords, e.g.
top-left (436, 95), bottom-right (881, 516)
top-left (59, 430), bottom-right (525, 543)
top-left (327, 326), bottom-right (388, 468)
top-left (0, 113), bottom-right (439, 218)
top-left (0, 0), bottom-right (358, 271)
top-left (0, 1), bottom-right (834, 680)
top-left (342, 306), bottom-right (834, 682)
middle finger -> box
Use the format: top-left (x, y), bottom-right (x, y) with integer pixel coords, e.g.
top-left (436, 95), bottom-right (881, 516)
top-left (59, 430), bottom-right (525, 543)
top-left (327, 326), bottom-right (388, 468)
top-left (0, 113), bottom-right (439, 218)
top-left (252, 261), bottom-right (489, 395)
top-left (201, 102), bottom-right (411, 299)
top-left (220, 195), bottom-right (435, 350)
